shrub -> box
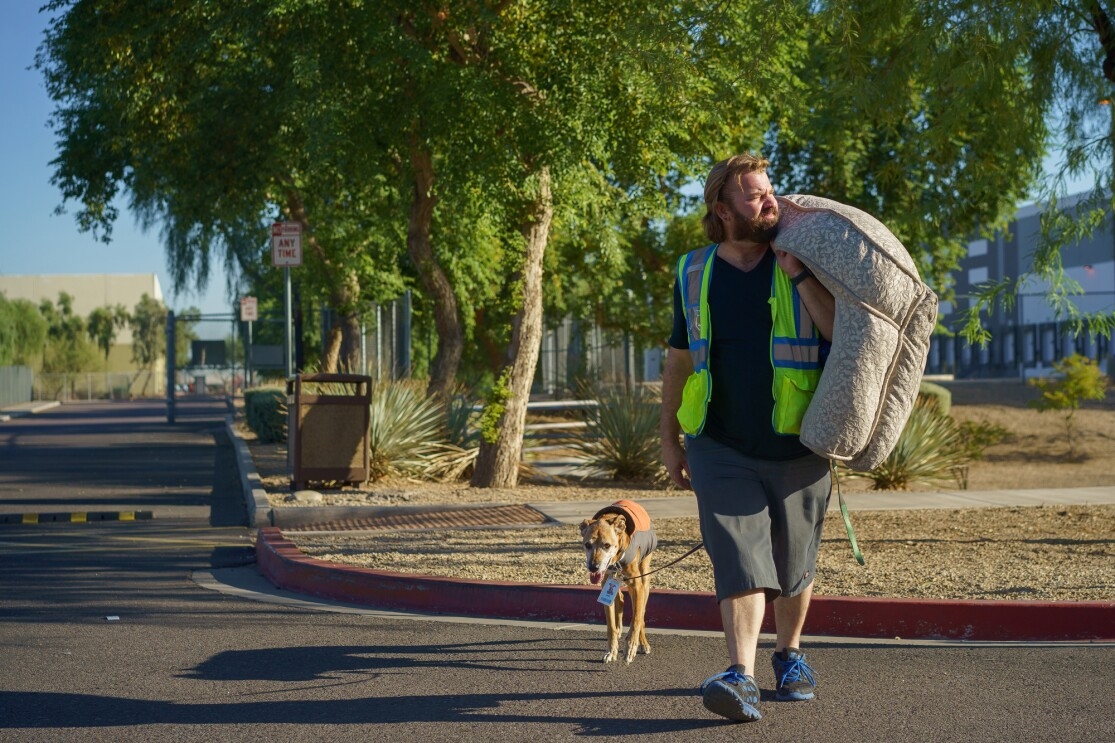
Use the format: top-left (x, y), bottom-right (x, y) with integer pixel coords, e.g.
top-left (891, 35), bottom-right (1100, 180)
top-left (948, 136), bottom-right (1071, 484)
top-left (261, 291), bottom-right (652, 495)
top-left (244, 385), bottom-right (286, 443)
top-left (950, 418), bottom-right (1011, 489)
top-left (847, 397), bottom-right (968, 490)
top-left (917, 379), bottom-right (952, 416)
top-left (570, 384), bottom-right (666, 484)
top-left (367, 380), bottom-right (447, 481)
top-left (1028, 354), bottom-right (1108, 459)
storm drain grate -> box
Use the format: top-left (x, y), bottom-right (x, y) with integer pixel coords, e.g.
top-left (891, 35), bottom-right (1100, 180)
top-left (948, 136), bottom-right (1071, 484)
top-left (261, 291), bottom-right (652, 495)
top-left (282, 503), bottom-right (552, 533)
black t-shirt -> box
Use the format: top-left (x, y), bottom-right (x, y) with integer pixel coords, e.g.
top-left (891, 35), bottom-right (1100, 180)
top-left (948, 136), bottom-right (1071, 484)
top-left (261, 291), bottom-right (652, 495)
top-left (669, 248), bottom-right (811, 461)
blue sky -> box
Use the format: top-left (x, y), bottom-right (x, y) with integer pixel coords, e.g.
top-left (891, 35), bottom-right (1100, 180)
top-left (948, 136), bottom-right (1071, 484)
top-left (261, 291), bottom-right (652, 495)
top-left (0, 2), bottom-right (232, 323)
top-left (0, 2), bottom-right (1097, 333)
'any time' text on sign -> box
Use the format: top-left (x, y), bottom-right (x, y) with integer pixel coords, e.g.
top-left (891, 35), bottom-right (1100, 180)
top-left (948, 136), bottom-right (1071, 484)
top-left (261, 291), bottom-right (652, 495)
top-left (271, 222), bottom-right (302, 267)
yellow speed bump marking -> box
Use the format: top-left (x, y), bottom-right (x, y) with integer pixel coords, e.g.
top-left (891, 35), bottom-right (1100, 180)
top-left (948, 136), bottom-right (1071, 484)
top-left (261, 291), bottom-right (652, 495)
top-left (71, 512), bottom-right (87, 523)
top-left (22, 513), bottom-right (37, 524)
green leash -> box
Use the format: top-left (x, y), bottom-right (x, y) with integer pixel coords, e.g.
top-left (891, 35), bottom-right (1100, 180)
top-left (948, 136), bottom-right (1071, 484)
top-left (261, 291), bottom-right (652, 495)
top-left (831, 459), bottom-right (865, 565)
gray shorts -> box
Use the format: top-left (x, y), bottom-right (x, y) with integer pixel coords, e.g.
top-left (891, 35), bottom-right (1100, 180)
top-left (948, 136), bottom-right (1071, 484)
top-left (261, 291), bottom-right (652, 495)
top-left (686, 435), bottom-right (831, 602)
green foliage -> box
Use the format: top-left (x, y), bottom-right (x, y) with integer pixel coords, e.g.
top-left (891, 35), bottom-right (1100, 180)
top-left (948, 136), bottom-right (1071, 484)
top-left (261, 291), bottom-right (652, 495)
top-left (86, 304), bottom-right (130, 362)
top-left (367, 380), bottom-right (446, 482)
top-left (917, 380), bottom-right (952, 417)
top-left (848, 398), bottom-right (968, 491)
top-left (1028, 354), bottom-right (1109, 458)
top-left (174, 307), bottom-right (201, 367)
top-left (950, 418), bottom-right (1011, 489)
top-left (571, 384), bottom-right (666, 484)
top-left (0, 293), bottom-right (48, 367)
top-left (244, 386), bottom-right (287, 444)
top-left (129, 294), bottom-right (166, 371)
top-left (477, 369), bottom-right (512, 445)
top-left (39, 292), bottom-right (98, 373)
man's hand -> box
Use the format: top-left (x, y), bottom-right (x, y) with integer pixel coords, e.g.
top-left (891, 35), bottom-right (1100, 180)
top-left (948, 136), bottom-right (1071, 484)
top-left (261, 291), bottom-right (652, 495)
top-left (662, 436), bottom-right (692, 491)
top-left (773, 248), bottom-right (805, 278)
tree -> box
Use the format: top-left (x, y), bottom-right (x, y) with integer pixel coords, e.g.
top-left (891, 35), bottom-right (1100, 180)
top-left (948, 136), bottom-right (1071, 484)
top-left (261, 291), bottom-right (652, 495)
top-left (130, 294), bottom-right (166, 394)
top-left (36, 0), bottom-right (408, 374)
top-left (174, 307), bottom-right (201, 370)
top-left (758, 1), bottom-right (1115, 343)
top-left (0, 293), bottom-right (48, 367)
top-left (86, 304), bottom-right (130, 365)
top-left (39, 292), bottom-right (98, 373)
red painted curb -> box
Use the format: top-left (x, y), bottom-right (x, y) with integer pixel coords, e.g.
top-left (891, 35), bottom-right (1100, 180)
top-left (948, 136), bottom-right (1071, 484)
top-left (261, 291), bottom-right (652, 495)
top-left (255, 527), bottom-right (1115, 642)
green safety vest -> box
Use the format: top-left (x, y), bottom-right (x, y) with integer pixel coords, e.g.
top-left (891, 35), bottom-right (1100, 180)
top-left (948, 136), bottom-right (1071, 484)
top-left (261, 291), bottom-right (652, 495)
top-left (675, 244), bottom-right (822, 437)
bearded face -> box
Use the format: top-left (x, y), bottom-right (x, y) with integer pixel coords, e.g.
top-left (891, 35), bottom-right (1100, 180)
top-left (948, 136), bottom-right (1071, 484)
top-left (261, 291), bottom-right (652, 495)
top-left (726, 198), bottom-right (780, 243)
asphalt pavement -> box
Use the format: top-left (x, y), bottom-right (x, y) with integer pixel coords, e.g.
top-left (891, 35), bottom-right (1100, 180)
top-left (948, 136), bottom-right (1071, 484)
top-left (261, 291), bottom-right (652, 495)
top-left (1, 398), bottom-right (1113, 742)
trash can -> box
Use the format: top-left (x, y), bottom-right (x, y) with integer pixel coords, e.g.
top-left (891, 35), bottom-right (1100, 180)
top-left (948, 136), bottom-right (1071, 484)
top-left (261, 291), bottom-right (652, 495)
top-left (286, 373), bottom-right (372, 490)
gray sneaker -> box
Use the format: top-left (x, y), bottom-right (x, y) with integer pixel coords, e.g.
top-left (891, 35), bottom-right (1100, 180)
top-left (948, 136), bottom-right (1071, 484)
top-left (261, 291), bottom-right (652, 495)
top-left (771, 648), bottom-right (817, 701)
top-left (700, 665), bottom-right (762, 722)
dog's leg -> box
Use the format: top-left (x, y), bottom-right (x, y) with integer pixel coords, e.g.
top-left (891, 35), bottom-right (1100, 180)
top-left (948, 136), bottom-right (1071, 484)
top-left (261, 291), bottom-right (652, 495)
top-left (625, 561), bottom-right (652, 663)
top-left (603, 592), bottom-right (623, 663)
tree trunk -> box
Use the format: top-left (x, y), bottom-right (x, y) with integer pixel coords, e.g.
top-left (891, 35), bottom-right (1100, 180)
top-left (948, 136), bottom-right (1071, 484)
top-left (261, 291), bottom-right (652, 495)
top-left (322, 323), bottom-right (343, 373)
top-left (285, 189), bottom-right (362, 375)
top-left (471, 166), bottom-right (553, 489)
top-left (408, 141), bottom-right (463, 401)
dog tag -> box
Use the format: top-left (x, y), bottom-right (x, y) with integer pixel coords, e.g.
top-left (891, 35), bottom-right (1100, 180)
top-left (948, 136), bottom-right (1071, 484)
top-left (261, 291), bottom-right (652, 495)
top-left (597, 577), bottom-right (622, 606)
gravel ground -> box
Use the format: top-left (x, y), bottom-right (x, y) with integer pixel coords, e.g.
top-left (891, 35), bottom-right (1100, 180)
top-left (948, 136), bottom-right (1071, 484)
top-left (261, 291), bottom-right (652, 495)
top-left (251, 380), bottom-right (1115, 602)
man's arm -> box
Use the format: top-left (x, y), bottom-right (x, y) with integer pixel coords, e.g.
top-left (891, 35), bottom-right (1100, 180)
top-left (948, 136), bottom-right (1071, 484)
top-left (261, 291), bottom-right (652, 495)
top-left (660, 345), bottom-right (694, 490)
top-left (774, 249), bottom-right (835, 341)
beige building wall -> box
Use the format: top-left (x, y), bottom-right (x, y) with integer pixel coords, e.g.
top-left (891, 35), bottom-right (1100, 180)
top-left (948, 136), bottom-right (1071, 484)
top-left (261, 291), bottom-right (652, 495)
top-left (0, 273), bottom-right (163, 345)
top-left (0, 273), bottom-right (165, 375)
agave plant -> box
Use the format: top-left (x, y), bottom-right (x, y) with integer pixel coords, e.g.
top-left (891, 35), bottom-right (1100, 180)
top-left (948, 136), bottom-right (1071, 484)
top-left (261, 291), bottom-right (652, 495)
top-left (570, 384), bottom-right (667, 484)
top-left (847, 397), bottom-right (969, 490)
top-left (366, 380), bottom-right (447, 481)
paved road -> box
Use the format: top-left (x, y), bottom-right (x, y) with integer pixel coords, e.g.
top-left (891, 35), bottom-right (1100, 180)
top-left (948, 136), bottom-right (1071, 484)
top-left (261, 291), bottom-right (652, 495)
top-left (1, 400), bottom-right (1112, 742)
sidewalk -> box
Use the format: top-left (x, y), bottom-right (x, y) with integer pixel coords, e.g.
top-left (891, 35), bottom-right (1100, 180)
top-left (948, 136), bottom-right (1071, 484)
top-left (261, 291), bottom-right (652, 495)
top-left (225, 420), bottom-right (1115, 643)
top-left (0, 400), bottom-right (60, 422)
top-left (525, 485), bottom-right (1115, 526)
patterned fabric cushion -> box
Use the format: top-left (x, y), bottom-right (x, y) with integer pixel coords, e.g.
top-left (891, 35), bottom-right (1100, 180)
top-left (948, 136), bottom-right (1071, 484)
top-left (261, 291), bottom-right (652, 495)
top-left (772, 195), bottom-right (938, 471)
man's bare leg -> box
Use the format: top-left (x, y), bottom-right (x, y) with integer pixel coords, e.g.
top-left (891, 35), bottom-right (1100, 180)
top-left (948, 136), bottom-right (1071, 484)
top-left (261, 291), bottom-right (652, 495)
top-left (720, 588), bottom-right (767, 674)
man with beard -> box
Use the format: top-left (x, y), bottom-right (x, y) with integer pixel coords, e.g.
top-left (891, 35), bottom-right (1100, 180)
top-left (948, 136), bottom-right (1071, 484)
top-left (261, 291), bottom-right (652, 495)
top-left (660, 153), bottom-right (835, 723)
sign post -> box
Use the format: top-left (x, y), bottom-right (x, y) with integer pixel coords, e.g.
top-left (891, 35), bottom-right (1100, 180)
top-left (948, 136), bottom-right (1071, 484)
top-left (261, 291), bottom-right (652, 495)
top-left (271, 223), bottom-right (302, 379)
top-left (240, 296), bottom-right (258, 388)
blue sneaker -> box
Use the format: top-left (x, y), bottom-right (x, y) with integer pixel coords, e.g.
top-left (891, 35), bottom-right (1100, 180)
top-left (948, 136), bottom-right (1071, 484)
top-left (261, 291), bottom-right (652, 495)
top-left (771, 648), bottom-right (817, 701)
top-left (700, 665), bottom-right (762, 722)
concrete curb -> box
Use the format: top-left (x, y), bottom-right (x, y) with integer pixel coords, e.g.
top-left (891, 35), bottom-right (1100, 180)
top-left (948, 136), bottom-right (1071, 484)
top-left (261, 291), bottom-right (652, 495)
top-left (255, 528), bottom-right (1114, 642)
top-left (0, 400), bottom-right (62, 422)
top-left (225, 416), bottom-right (273, 528)
top-left (229, 414), bottom-right (1115, 642)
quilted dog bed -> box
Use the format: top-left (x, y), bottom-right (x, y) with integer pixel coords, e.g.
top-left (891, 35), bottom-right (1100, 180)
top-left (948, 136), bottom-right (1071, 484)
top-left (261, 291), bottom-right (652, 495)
top-left (772, 195), bottom-right (938, 472)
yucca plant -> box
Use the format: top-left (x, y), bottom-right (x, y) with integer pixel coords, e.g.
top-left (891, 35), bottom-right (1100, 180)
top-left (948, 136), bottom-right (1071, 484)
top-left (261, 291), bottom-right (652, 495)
top-left (846, 397), bottom-right (969, 490)
top-left (570, 384), bottom-right (667, 484)
top-left (366, 380), bottom-right (447, 481)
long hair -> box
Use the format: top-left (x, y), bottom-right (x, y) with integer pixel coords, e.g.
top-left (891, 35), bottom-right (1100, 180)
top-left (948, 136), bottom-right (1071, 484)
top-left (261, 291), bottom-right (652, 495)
top-left (701, 153), bottom-right (770, 243)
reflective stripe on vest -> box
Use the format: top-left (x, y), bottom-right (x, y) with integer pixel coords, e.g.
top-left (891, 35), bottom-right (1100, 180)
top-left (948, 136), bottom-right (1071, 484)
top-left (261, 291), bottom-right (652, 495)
top-left (676, 245), bottom-right (821, 436)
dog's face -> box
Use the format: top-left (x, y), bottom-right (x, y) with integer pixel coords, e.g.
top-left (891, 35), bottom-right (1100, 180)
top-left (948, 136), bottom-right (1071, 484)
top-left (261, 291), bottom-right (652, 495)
top-left (579, 514), bottom-right (627, 585)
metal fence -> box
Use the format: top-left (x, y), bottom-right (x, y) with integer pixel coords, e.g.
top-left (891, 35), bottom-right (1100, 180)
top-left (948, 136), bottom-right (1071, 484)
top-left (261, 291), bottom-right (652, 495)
top-left (33, 371), bottom-right (163, 401)
top-left (0, 366), bottom-right (33, 407)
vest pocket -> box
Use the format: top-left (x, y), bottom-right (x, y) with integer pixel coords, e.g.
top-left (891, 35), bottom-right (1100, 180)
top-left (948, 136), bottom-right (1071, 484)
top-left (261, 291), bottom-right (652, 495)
top-left (678, 369), bottom-right (711, 435)
top-left (773, 373), bottom-right (817, 435)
